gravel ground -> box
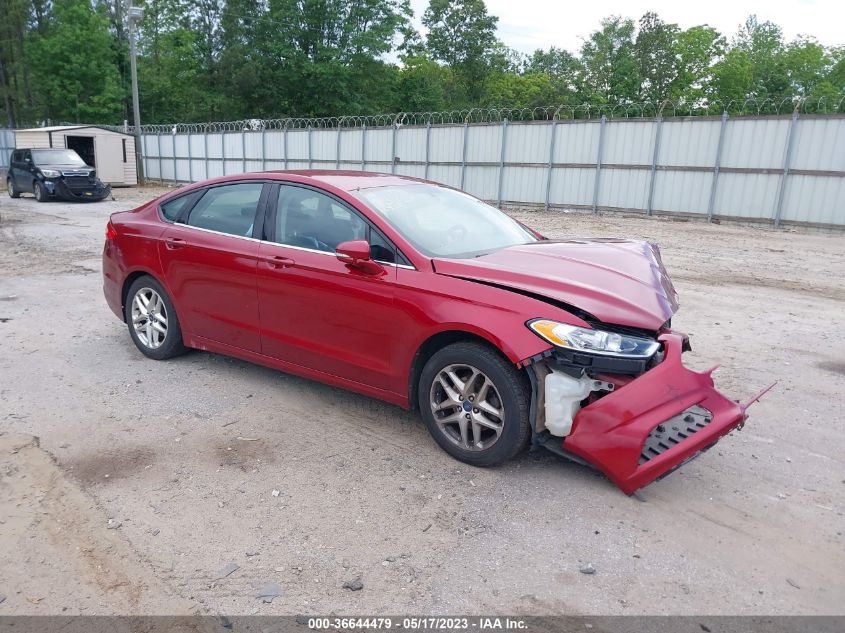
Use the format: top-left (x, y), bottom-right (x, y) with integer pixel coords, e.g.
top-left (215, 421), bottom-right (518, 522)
top-left (0, 185), bottom-right (843, 616)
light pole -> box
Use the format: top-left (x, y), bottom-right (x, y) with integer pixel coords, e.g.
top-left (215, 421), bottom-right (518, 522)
top-left (128, 3), bottom-right (144, 184)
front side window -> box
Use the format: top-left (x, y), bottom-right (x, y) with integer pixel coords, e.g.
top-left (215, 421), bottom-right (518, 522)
top-left (353, 184), bottom-right (538, 259)
top-left (186, 183), bottom-right (263, 237)
top-left (274, 185), bottom-right (367, 252)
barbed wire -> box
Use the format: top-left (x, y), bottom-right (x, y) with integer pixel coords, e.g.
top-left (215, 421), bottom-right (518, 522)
top-left (25, 95), bottom-right (845, 134)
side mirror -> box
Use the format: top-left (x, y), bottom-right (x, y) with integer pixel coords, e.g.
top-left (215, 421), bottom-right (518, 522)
top-left (336, 239), bottom-right (383, 275)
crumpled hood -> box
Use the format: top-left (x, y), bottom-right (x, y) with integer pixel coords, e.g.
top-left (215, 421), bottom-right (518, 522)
top-left (433, 239), bottom-right (679, 331)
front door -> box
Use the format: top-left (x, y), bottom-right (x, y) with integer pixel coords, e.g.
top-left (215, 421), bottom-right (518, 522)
top-left (256, 184), bottom-right (401, 392)
top-left (158, 181), bottom-right (268, 353)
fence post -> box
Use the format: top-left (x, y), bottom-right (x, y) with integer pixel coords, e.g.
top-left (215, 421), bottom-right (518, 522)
top-left (591, 115), bottom-right (607, 213)
top-left (187, 132), bottom-right (193, 183)
top-left (545, 119), bottom-right (558, 211)
top-left (261, 127), bottom-right (267, 172)
top-left (172, 133), bottom-right (177, 183)
top-left (307, 125), bottom-right (313, 170)
top-left (141, 134), bottom-right (148, 185)
top-left (707, 111), bottom-right (729, 222)
top-left (424, 121), bottom-right (432, 179)
top-left (460, 121), bottom-right (469, 189)
top-left (497, 118), bottom-right (508, 208)
top-left (774, 110), bottom-right (799, 229)
top-left (241, 128), bottom-right (246, 174)
top-left (361, 125), bottom-right (366, 170)
top-left (391, 123), bottom-right (397, 174)
top-left (221, 130), bottom-right (227, 176)
top-left (283, 126), bottom-right (289, 169)
top-left (203, 131), bottom-right (209, 180)
top-left (157, 132), bottom-right (163, 184)
top-left (646, 116), bottom-right (663, 215)
top-left (336, 125), bottom-right (342, 170)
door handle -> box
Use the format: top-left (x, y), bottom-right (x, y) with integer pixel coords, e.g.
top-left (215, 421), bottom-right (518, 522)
top-left (263, 255), bottom-right (295, 269)
top-left (165, 237), bottom-right (187, 249)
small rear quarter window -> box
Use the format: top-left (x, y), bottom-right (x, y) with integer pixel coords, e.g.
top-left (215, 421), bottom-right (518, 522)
top-left (160, 193), bottom-right (196, 222)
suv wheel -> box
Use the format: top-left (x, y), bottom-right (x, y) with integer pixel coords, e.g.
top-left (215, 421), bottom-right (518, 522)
top-left (33, 181), bottom-right (48, 202)
top-left (419, 342), bottom-right (532, 467)
top-left (7, 178), bottom-right (20, 198)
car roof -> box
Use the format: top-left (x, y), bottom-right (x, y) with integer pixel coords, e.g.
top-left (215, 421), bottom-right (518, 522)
top-left (263, 170), bottom-right (430, 192)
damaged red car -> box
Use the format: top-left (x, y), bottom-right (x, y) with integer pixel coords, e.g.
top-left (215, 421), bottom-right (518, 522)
top-left (103, 171), bottom-right (767, 494)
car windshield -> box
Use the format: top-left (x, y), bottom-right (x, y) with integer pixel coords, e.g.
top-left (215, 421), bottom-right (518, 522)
top-left (353, 184), bottom-right (538, 258)
top-left (31, 149), bottom-right (86, 166)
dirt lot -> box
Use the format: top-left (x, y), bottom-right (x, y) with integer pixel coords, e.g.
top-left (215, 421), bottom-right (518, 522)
top-left (1, 185), bottom-right (843, 616)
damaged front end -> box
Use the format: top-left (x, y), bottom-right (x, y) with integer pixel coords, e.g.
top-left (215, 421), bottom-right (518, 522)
top-left (523, 330), bottom-right (773, 495)
top-left (45, 170), bottom-right (112, 201)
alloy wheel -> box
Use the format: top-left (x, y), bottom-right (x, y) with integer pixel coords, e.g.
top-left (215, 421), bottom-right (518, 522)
top-left (429, 363), bottom-right (505, 451)
top-left (131, 287), bottom-right (168, 349)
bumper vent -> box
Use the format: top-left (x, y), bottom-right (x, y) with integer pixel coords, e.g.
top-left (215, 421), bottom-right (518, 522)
top-left (639, 404), bottom-right (713, 465)
top-left (64, 176), bottom-right (93, 190)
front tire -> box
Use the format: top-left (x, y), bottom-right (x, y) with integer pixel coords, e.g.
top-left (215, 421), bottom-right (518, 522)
top-left (33, 181), bottom-right (48, 202)
top-left (124, 276), bottom-right (187, 360)
top-left (7, 178), bottom-right (20, 198)
top-left (419, 342), bottom-right (531, 467)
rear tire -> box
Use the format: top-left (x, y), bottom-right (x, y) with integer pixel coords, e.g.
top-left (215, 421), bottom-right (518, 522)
top-left (33, 181), bottom-right (48, 202)
top-left (124, 275), bottom-right (187, 360)
top-left (7, 178), bottom-right (20, 198)
top-left (418, 341), bottom-right (531, 467)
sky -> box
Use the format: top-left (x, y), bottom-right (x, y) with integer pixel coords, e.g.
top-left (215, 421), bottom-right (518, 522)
top-left (407, 0), bottom-right (844, 54)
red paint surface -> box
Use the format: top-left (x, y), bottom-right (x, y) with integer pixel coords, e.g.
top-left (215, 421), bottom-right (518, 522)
top-left (103, 171), bottom-right (752, 493)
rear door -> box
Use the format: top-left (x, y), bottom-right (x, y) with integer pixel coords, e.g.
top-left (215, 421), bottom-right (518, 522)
top-left (158, 181), bottom-right (269, 353)
top-left (256, 183), bottom-right (405, 391)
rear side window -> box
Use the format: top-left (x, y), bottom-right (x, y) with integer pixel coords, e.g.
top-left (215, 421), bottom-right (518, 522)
top-left (11, 150), bottom-right (21, 162)
top-left (160, 194), bottom-right (196, 222)
top-left (187, 183), bottom-right (264, 237)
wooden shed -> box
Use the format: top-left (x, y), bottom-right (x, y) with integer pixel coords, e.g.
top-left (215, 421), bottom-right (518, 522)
top-left (14, 125), bottom-right (137, 186)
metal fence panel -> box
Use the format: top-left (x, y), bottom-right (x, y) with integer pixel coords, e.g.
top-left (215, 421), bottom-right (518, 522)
top-left (429, 126), bottom-right (464, 162)
top-left (548, 168), bottom-right (595, 207)
top-left (502, 166), bottom-right (546, 203)
top-left (790, 117), bottom-right (845, 172)
top-left (721, 118), bottom-right (789, 169)
top-left (781, 174), bottom-right (845, 225)
top-left (603, 120), bottom-right (655, 166)
top-left (652, 170), bottom-right (713, 215)
top-left (553, 121), bottom-right (599, 164)
top-left (659, 119), bottom-right (721, 167)
top-left (505, 122), bottom-right (553, 163)
top-left (14, 111), bottom-right (831, 228)
top-left (600, 168), bottom-right (650, 211)
top-left (715, 172), bottom-right (781, 219)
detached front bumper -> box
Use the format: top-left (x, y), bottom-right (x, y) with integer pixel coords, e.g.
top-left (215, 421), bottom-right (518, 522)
top-left (547, 333), bottom-right (766, 494)
top-left (49, 178), bottom-right (111, 201)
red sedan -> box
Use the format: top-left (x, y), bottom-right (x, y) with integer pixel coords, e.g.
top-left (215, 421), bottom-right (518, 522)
top-left (103, 171), bottom-right (767, 494)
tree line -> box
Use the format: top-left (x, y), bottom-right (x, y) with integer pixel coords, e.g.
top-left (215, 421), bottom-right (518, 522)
top-left (1, 0), bottom-right (843, 128)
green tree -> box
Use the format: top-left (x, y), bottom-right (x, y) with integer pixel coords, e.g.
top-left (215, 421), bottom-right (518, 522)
top-left (635, 12), bottom-right (679, 103)
top-left (422, 0), bottom-right (499, 103)
top-left (578, 16), bottom-right (640, 104)
top-left (28, 0), bottom-right (125, 122)
top-left (670, 25), bottom-right (724, 106)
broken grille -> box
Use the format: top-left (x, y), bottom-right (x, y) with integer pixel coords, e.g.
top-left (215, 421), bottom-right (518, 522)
top-left (639, 404), bottom-right (713, 465)
top-left (63, 176), bottom-right (93, 189)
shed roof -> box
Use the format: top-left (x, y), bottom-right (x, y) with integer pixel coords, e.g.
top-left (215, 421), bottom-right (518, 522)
top-left (16, 125), bottom-right (132, 136)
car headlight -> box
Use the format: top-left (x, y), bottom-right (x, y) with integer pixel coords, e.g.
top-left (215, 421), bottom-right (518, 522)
top-left (528, 319), bottom-right (660, 358)
top-left (39, 169), bottom-right (61, 178)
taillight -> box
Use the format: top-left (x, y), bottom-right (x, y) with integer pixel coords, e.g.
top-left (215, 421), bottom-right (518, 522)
top-left (106, 221), bottom-right (117, 241)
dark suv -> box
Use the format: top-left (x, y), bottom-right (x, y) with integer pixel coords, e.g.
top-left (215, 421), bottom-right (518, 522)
top-left (7, 148), bottom-right (111, 202)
